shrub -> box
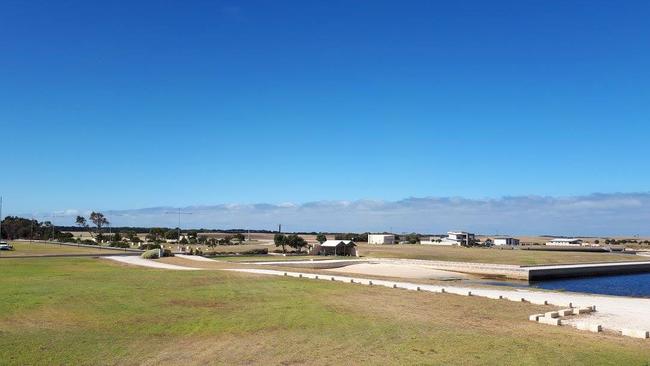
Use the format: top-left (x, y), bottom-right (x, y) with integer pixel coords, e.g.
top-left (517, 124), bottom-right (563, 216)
top-left (82, 239), bottom-right (98, 245)
top-left (242, 248), bottom-right (268, 255)
top-left (139, 243), bottom-right (161, 250)
top-left (162, 249), bottom-right (174, 257)
top-left (109, 242), bottom-right (130, 248)
top-left (141, 249), bottom-right (160, 259)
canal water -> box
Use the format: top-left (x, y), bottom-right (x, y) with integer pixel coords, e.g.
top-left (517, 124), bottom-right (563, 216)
top-left (475, 273), bottom-right (650, 297)
top-left (529, 272), bottom-right (650, 298)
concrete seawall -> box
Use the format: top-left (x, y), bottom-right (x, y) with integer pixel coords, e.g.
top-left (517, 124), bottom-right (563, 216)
top-left (526, 261), bottom-right (650, 280)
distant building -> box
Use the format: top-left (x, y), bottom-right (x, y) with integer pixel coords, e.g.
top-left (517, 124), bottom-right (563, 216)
top-left (494, 237), bottom-right (520, 246)
top-left (319, 240), bottom-right (357, 256)
top-left (546, 238), bottom-right (583, 246)
top-left (422, 231), bottom-right (475, 246)
top-left (368, 234), bottom-right (395, 245)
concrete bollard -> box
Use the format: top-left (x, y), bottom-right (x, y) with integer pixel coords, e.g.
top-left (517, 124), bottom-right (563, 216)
top-left (393, 284), bottom-right (397, 289)
top-left (350, 279), bottom-right (354, 283)
top-left (499, 295), bottom-right (504, 300)
top-left (545, 311), bottom-right (559, 319)
top-left (369, 281), bottom-right (373, 286)
top-left (529, 314), bottom-right (544, 322)
top-left (331, 277), bottom-right (335, 281)
top-left (622, 329), bottom-right (650, 339)
top-left (284, 272), bottom-right (287, 276)
top-left (467, 291), bottom-right (473, 296)
top-left (315, 275), bottom-right (319, 279)
top-left (299, 274), bottom-right (302, 278)
top-left (416, 286), bottom-right (421, 291)
top-left (576, 322), bottom-right (602, 333)
top-left (441, 288), bottom-right (446, 293)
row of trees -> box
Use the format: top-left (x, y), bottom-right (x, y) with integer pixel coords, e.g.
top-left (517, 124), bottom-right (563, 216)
top-left (0, 216), bottom-right (72, 241)
top-left (274, 234), bottom-right (308, 253)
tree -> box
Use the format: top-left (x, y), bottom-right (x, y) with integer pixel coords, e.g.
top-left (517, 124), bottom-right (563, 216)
top-left (75, 216), bottom-right (88, 231)
top-left (274, 233), bottom-right (287, 253)
top-left (89, 212), bottom-right (109, 239)
top-left (316, 233), bottom-right (327, 244)
top-left (285, 234), bottom-right (307, 253)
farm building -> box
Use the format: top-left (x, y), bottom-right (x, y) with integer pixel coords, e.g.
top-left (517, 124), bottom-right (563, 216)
top-left (546, 238), bottom-right (583, 246)
top-left (319, 240), bottom-right (357, 256)
top-left (368, 234), bottom-right (395, 245)
top-left (494, 237), bottom-right (520, 246)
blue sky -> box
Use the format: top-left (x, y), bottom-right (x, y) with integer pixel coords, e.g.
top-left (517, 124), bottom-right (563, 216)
top-left (1, 1), bottom-right (649, 233)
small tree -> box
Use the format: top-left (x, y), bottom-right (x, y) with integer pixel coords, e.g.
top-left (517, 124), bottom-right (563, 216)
top-left (316, 233), bottom-right (327, 244)
top-left (285, 234), bottom-right (307, 253)
top-left (89, 212), bottom-right (109, 239)
top-left (274, 233), bottom-right (287, 253)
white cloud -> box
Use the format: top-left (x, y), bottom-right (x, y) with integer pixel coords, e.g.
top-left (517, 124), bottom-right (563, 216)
top-left (34, 193), bottom-right (650, 236)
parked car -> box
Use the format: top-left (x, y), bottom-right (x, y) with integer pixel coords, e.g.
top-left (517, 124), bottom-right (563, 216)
top-left (0, 242), bottom-right (14, 250)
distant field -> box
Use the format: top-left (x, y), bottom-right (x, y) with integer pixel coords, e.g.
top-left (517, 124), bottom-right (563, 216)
top-left (2, 257), bottom-right (650, 365)
top-left (0, 241), bottom-right (120, 257)
top-left (357, 244), bottom-right (649, 266)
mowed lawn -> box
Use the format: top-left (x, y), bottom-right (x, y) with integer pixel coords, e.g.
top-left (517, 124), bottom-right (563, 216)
top-left (0, 241), bottom-right (125, 257)
top-left (1, 258), bottom-right (650, 365)
top-left (357, 244), bottom-right (648, 266)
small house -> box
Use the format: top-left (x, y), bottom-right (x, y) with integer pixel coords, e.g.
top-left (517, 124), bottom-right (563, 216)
top-left (319, 240), bottom-right (357, 256)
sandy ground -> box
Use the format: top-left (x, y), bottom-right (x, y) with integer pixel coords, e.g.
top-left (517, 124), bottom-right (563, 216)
top-left (326, 262), bottom-right (470, 280)
top-left (104, 256), bottom-right (202, 270)
top-left (229, 268), bottom-right (650, 336)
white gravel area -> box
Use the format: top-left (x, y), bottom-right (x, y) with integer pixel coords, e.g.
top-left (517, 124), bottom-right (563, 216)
top-left (228, 268), bottom-right (650, 336)
top-left (104, 256), bottom-right (202, 270)
top-left (175, 254), bottom-right (217, 262)
top-left (326, 262), bottom-right (470, 280)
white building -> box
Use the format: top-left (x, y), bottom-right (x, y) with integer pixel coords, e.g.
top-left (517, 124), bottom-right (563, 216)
top-left (546, 238), bottom-right (583, 246)
top-left (368, 234), bottom-right (395, 245)
top-left (494, 237), bottom-right (520, 246)
top-left (422, 231), bottom-right (475, 246)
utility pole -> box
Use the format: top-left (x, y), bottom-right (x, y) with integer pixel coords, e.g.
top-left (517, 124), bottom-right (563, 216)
top-left (165, 208), bottom-right (192, 243)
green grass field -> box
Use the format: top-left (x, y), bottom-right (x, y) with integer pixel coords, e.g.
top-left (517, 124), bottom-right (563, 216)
top-left (1, 256), bottom-right (650, 365)
top-left (0, 241), bottom-right (125, 257)
top-left (357, 244), bottom-right (648, 265)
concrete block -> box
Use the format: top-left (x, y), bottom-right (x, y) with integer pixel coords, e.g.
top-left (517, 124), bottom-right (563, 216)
top-left (416, 286), bottom-right (421, 291)
top-left (545, 311), bottom-right (559, 319)
top-left (393, 284), bottom-right (398, 288)
top-left (298, 274), bottom-right (302, 278)
top-left (572, 307), bottom-right (592, 315)
top-left (440, 288), bottom-right (446, 293)
top-left (529, 314), bottom-right (544, 321)
top-left (467, 291), bottom-right (473, 296)
top-left (284, 272), bottom-right (287, 276)
top-left (621, 329), bottom-right (649, 339)
top-left (558, 309), bottom-right (574, 317)
top-left (315, 275), bottom-right (319, 279)
top-left (538, 317), bottom-right (561, 326)
top-left (576, 322), bottom-right (602, 333)
top-left (331, 277), bottom-right (335, 281)
top-left (350, 279), bottom-right (354, 283)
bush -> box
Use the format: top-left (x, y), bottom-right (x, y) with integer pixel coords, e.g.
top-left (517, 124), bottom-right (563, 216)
top-left (109, 242), bottom-right (130, 248)
top-left (82, 239), bottom-right (98, 245)
top-left (242, 248), bottom-right (268, 255)
top-left (162, 249), bottom-right (174, 257)
top-left (141, 249), bottom-right (160, 259)
top-left (139, 243), bottom-right (161, 250)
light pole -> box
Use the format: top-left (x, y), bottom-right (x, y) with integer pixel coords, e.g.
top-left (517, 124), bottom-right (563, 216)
top-left (165, 208), bottom-right (192, 243)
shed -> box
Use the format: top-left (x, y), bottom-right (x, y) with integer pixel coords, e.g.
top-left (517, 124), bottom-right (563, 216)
top-left (320, 240), bottom-right (357, 256)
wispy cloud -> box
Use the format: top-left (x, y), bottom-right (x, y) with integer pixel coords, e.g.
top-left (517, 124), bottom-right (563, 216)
top-left (32, 193), bottom-right (650, 236)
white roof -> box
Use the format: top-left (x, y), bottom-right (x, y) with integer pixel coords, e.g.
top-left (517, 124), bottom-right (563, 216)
top-left (550, 238), bottom-right (581, 242)
top-left (321, 240), bottom-right (355, 247)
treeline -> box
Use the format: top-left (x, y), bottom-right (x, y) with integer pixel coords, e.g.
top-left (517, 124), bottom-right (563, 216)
top-left (0, 216), bottom-right (73, 241)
